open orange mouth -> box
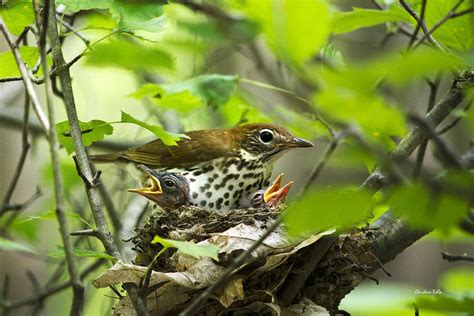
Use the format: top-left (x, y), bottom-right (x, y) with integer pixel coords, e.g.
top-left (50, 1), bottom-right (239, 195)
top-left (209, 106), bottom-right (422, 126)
top-left (128, 165), bottom-right (163, 196)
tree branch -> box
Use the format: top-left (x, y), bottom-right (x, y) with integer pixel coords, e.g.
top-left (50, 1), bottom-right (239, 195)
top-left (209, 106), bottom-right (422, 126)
top-left (0, 94), bottom-right (31, 216)
top-left (34, 1), bottom-right (84, 313)
top-left (441, 252), bottom-right (474, 262)
top-left (361, 70), bottom-right (474, 192)
top-left (46, 1), bottom-right (148, 314)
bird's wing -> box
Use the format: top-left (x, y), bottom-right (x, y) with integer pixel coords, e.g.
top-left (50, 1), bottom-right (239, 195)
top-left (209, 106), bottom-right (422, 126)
top-left (118, 129), bottom-right (237, 168)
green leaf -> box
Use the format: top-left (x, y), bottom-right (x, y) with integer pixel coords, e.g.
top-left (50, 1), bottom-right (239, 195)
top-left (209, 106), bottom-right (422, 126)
top-left (0, 237), bottom-right (36, 254)
top-left (130, 74), bottom-right (239, 110)
top-left (315, 89), bottom-right (406, 144)
top-left (16, 210), bottom-right (92, 228)
top-left (219, 96), bottom-right (272, 126)
top-left (330, 6), bottom-right (411, 34)
top-left (0, 46), bottom-right (38, 79)
top-left (246, 0), bottom-right (329, 64)
top-left (120, 111), bottom-right (185, 146)
top-left (389, 184), bottom-right (468, 231)
top-left (56, 0), bottom-right (113, 12)
top-left (110, 2), bottom-right (166, 32)
top-left (418, 0), bottom-right (474, 51)
top-left (152, 235), bottom-right (219, 260)
top-left (56, 120), bottom-right (113, 155)
top-left (414, 295), bottom-right (474, 313)
top-left (48, 245), bottom-right (116, 261)
top-left (86, 40), bottom-right (174, 71)
top-left (441, 267), bottom-right (474, 293)
top-left (285, 187), bottom-right (374, 235)
top-left (1, 1), bottom-right (35, 36)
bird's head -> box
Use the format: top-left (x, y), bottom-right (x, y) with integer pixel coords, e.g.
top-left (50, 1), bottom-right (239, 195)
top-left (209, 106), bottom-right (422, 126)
top-left (128, 165), bottom-right (190, 210)
top-left (234, 123), bottom-right (313, 160)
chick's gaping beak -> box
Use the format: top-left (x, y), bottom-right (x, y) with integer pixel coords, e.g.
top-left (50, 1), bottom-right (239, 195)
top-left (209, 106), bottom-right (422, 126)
top-left (128, 165), bottom-right (163, 198)
top-left (263, 174), bottom-right (293, 207)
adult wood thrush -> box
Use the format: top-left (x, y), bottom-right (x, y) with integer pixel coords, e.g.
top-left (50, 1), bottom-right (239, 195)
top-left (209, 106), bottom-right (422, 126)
top-left (91, 123), bottom-right (312, 211)
top-left (129, 165), bottom-right (292, 210)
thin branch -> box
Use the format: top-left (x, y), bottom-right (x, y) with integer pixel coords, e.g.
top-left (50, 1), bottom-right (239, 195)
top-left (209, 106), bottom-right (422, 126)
top-left (408, 114), bottom-right (464, 169)
top-left (0, 187), bottom-right (42, 236)
top-left (300, 129), bottom-right (347, 195)
top-left (361, 70), bottom-right (474, 192)
top-left (0, 22), bottom-right (50, 131)
top-left (413, 75), bottom-right (441, 178)
top-left (437, 101), bottom-right (472, 135)
top-left (70, 229), bottom-right (100, 238)
top-left (413, 0), bottom-right (467, 50)
top-left (46, 1), bottom-right (148, 314)
top-left (399, 0), bottom-right (444, 50)
top-left (0, 108), bottom-right (135, 151)
top-left (1, 260), bottom-right (105, 312)
top-left (0, 93), bottom-right (31, 216)
top-left (408, 0), bottom-right (427, 49)
top-left (34, 1), bottom-right (84, 313)
top-left (441, 252), bottom-right (474, 262)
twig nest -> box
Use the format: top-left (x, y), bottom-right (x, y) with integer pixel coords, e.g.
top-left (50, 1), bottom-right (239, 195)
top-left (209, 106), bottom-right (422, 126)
top-left (94, 205), bottom-right (378, 315)
top-left (130, 206), bottom-right (283, 271)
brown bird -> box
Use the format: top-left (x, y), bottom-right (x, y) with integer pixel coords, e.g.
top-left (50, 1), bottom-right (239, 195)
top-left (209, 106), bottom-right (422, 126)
top-left (129, 166), bottom-right (292, 210)
top-left (91, 123), bottom-right (312, 211)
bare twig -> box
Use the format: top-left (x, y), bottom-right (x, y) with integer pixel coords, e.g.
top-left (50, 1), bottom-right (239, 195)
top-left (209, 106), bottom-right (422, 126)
top-left (0, 108), bottom-right (135, 151)
top-left (46, 1), bottom-right (148, 314)
top-left (408, 114), bottom-right (464, 169)
top-left (34, 1), bottom-right (84, 313)
top-left (413, 0), bottom-right (467, 50)
top-left (399, 0), bottom-right (444, 50)
top-left (70, 229), bottom-right (100, 238)
top-left (408, 0), bottom-right (427, 49)
top-left (300, 129), bottom-right (347, 195)
top-left (0, 94), bottom-right (31, 216)
top-left (0, 22), bottom-right (50, 131)
top-left (361, 70), bottom-right (474, 192)
top-left (441, 252), bottom-right (474, 262)
top-left (437, 101), bottom-right (472, 135)
top-left (413, 75), bottom-right (442, 178)
top-left (1, 260), bottom-right (105, 312)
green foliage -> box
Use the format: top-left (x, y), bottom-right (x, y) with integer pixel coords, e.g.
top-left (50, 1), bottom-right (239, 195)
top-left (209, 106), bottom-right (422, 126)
top-left (441, 267), bottom-right (474, 294)
top-left (130, 74), bottom-right (239, 110)
top-left (0, 0), bottom-right (34, 36)
top-left (330, 6), bottom-right (411, 34)
top-left (152, 235), bottom-right (219, 260)
top-left (0, 46), bottom-right (38, 79)
top-left (48, 245), bottom-right (116, 261)
top-left (0, 237), bottom-right (36, 254)
top-left (109, 2), bottom-right (165, 32)
top-left (244, 0), bottom-right (329, 64)
top-left (15, 210), bottom-right (92, 228)
top-left (56, 120), bottom-right (113, 155)
top-left (415, 295), bottom-right (474, 314)
top-left (120, 111), bottom-right (185, 146)
top-left (389, 183), bottom-right (468, 232)
top-left (285, 187), bottom-right (375, 235)
top-left (56, 0), bottom-right (113, 12)
top-left (415, 0), bottom-right (474, 50)
top-left (86, 40), bottom-right (174, 71)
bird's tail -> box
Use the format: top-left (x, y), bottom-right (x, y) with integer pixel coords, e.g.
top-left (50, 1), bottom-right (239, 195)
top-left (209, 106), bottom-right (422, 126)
top-left (88, 153), bottom-right (122, 163)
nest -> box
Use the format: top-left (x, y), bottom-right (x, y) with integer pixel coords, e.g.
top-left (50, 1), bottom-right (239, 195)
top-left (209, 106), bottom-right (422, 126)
top-left (94, 206), bottom-right (378, 315)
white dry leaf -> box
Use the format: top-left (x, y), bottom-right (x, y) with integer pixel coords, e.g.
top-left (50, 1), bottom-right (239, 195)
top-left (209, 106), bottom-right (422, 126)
top-left (282, 298), bottom-right (330, 316)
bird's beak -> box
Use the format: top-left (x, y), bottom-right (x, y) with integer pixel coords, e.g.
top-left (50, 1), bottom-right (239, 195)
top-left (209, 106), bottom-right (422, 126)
top-left (128, 165), bottom-right (163, 197)
top-left (288, 137), bottom-right (314, 148)
top-left (263, 174), bottom-right (293, 206)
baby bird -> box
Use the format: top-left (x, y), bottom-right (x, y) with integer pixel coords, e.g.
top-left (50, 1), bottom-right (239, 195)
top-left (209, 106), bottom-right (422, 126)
top-left (128, 165), bottom-right (292, 210)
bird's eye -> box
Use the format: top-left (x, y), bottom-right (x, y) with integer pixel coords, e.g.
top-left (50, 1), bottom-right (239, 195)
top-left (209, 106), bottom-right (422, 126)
top-left (164, 179), bottom-right (175, 188)
top-left (259, 129), bottom-right (274, 143)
